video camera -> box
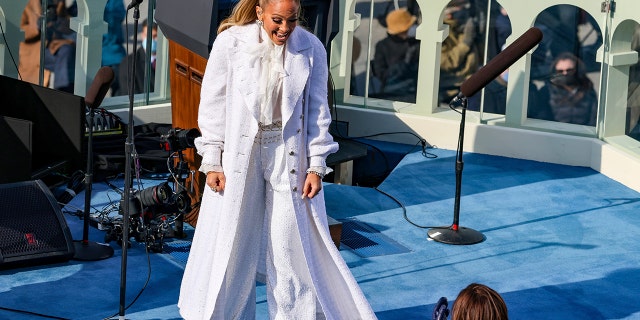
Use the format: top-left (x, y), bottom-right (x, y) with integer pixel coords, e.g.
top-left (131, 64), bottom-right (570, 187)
top-left (107, 181), bottom-right (192, 251)
top-left (119, 181), bottom-right (191, 217)
top-left (162, 127), bottom-right (201, 152)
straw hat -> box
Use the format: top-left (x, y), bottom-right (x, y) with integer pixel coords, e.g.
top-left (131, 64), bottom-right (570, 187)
top-left (386, 9), bottom-right (417, 35)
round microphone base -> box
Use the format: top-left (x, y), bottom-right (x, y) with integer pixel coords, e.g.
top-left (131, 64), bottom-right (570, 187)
top-left (428, 226), bottom-right (485, 245)
top-left (72, 240), bottom-right (114, 261)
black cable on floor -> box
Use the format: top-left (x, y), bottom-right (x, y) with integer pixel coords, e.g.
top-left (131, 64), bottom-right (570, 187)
top-left (102, 229), bottom-right (153, 320)
top-left (374, 186), bottom-right (442, 229)
top-left (328, 73), bottom-right (442, 228)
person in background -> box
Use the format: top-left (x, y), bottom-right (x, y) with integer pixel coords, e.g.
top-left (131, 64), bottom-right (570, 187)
top-left (530, 51), bottom-right (597, 125)
top-left (19, 0), bottom-right (77, 93)
top-left (372, 8), bottom-right (420, 103)
top-left (117, 18), bottom-right (157, 96)
top-left (439, 0), bottom-right (480, 105)
top-left (467, 68), bottom-right (509, 114)
top-left (102, 0), bottom-right (126, 95)
top-left (530, 6), bottom-right (602, 80)
top-left (451, 283), bottom-right (509, 320)
top-left (466, 5), bottom-right (511, 114)
top-left (177, 0), bottom-right (377, 319)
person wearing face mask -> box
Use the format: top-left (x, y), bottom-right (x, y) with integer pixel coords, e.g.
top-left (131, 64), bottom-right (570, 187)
top-left (530, 52), bottom-right (598, 125)
top-left (177, 0), bottom-right (378, 319)
top-left (439, 0), bottom-right (480, 105)
top-left (116, 18), bottom-right (157, 96)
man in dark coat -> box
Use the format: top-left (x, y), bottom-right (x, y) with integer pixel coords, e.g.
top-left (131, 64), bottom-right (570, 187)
top-left (372, 8), bottom-right (420, 103)
top-left (117, 19), bottom-right (157, 96)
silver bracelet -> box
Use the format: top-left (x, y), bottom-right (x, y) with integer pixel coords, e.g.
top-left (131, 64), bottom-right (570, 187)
top-left (306, 168), bottom-right (325, 179)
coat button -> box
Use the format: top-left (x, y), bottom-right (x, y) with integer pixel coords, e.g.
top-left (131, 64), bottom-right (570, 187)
top-left (296, 129), bottom-right (301, 133)
top-left (292, 187), bottom-right (298, 192)
top-left (290, 169), bottom-right (296, 174)
top-left (289, 151), bottom-right (295, 155)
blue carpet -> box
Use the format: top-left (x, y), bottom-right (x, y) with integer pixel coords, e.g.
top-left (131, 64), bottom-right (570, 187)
top-left (2, 146), bottom-right (640, 319)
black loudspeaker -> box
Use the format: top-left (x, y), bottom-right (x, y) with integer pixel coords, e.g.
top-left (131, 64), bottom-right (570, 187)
top-left (0, 75), bottom-right (85, 179)
top-left (0, 116), bottom-right (33, 184)
top-left (0, 180), bottom-right (75, 269)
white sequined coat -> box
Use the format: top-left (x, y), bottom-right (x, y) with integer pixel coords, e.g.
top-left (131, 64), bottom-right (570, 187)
top-left (178, 23), bottom-right (377, 320)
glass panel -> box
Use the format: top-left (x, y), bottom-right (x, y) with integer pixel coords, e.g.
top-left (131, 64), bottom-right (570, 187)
top-left (627, 24), bottom-right (640, 140)
top-left (349, 0), bottom-right (373, 100)
top-left (469, 1), bottom-right (511, 115)
top-left (111, 16), bottom-right (158, 97)
top-left (102, 0), bottom-right (127, 97)
top-left (368, 0), bottom-right (420, 103)
top-left (438, 0), bottom-right (486, 107)
top-left (12, 0), bottom-right (162, 103)
top-left (528, 4), bottom-right (602, 126)
top-left (18, 0), bottom-right (77, 93)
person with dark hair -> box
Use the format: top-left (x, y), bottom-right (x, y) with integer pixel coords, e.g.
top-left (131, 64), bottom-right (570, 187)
top-left (177, 0), bottom-right (377, 319)
top-left (530, 51), bottom-right (598, 125)
top-left (372, 8), bottom-right (420, 102)
top-left (530, 5), bottom-right (602, 80)
top-left (451, 283), bottom-right (509, 320)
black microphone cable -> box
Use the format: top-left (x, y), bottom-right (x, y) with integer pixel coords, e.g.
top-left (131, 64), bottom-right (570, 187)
top-left (328, 74), bottom-right (441, 229)
top-left (328, 74), bottom-right (437, 187)
top-left (374, 185), bottom-right (446, 230)
top-left (102, 230), bottom-right (153, 320)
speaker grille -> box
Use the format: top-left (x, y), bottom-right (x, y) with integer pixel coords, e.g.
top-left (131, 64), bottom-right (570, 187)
top-left (0, 180), bottom-right (74, 267)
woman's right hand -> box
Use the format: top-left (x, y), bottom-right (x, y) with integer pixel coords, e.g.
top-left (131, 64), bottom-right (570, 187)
top-left (206, 171), bottom-right (226, 193)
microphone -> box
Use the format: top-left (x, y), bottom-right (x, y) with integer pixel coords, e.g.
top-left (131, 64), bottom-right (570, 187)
top-left (126, 0), bottom-right (143, 10)
top-left (85, 66), bottom-right (115, 110)
top-left (432, 297), bottom-right (450, 320)
top-left (452, 27), bottom-right (543, 104)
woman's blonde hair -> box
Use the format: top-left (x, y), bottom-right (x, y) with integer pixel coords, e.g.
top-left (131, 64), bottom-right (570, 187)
top-left (217, 0), bottom-right (303, 34)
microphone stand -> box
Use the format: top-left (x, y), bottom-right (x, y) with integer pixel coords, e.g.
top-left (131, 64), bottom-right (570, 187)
top-left (119, 2), bottom-right (142, 318)
top-left (427, 96), bottom-right (485, 245)
top-left (72, 99), bottom-right (115, 260)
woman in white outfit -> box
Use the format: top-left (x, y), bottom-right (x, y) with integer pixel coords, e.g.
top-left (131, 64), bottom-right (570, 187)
top-left (177, 0), bottom-right (377, 319)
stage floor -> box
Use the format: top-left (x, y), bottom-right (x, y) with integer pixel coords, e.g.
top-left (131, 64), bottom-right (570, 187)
top-left (2, 144), bottom-right (640, 319)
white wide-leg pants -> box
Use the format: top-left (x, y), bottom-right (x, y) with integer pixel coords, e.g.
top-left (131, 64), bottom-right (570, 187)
top-left (213, 125), bottom-right (323, 320)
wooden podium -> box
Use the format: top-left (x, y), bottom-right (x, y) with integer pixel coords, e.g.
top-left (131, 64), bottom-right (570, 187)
top-left (168, 41), bottom-right (207, 226)
top-left (157, 0), bottom-right (231, 226)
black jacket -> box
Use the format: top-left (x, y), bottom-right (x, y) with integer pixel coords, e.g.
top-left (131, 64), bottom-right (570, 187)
top-left (116, 46), bottom-right (155, 96)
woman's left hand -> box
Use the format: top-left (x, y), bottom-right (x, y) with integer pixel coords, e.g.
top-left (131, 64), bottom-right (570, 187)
top-left (302, 173), bottom-right (322, 199)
